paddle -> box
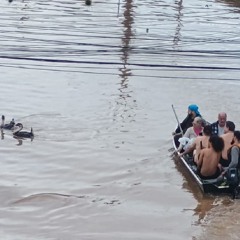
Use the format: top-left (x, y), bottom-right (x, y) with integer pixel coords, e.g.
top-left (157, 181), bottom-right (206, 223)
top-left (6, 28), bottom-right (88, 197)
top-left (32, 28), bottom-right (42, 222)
top-left (171, 104), bottom-right (183, 136)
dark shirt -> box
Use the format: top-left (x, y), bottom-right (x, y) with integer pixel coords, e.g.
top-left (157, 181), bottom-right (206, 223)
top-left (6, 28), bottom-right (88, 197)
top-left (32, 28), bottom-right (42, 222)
top-left (175, 114), bottom-right (200, 134)
top-left (211, 121), bottom-right (219, 136)
top-left (227, 146), bottom-right (240, 169)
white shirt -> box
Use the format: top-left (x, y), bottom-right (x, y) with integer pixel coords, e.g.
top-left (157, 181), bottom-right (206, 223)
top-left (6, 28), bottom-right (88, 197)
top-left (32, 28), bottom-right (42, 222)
top-left (218, 126), bottom-right (225, 136)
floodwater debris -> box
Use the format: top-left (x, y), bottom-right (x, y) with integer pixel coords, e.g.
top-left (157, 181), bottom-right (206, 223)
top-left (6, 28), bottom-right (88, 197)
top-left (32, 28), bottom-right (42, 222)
top-left (85, 0), bottom-right (92, 5)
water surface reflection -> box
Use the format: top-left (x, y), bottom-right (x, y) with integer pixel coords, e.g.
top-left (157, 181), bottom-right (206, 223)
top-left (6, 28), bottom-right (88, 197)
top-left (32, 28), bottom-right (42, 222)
top-left (114, 0), bottom-right (136, 124)
top-left (173, 0), bottom-right (183, 47)
top-left (1, 0), bottom-right (240, 239)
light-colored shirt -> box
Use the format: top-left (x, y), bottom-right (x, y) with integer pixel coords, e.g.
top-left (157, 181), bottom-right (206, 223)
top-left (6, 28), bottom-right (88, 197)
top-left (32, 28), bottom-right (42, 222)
top-left (184, 127), bottom-right (198, 139)
top-left (218, 126), bottom-right (225, 136)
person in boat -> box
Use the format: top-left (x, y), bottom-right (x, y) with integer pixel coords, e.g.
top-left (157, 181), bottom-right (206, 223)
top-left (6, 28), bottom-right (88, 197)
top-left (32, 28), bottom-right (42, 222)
top-left (221, 130), bottom-right (240, 176)
top-left (179, 124), bottom-right (212, 163)
top-left (173, 104), bottom-right (202, 147)
top-left (197, 135), bottom-right (224, 180)
top-left (211, 112), bottom-right (227, 136)
top-left (177, 116), bottom-right (204, 152)
top-left (219, 121), bottom-right (235, 168)
top-left (174, 104), bottom-right (202, 135)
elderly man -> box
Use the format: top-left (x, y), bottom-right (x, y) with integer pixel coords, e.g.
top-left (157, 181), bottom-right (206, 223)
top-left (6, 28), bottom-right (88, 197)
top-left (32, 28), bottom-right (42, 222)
top-left (173, 104), bottom-right (202, 148)
top-left (211, 112), bottom-right (227, 136)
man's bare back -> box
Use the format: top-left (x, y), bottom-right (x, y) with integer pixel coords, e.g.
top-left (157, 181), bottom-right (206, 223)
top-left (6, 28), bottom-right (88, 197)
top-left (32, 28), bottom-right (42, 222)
top-left (197, 135), bottom-right (224, 179)
top-left (198, 148), bottom-right (221, 177)
top-left (194, 135), bottom-right (210, 163)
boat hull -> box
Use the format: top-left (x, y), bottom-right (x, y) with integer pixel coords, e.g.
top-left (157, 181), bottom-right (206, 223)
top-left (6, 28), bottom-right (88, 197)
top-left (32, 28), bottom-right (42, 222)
top-left (172, 137), bottom-right (238, 195)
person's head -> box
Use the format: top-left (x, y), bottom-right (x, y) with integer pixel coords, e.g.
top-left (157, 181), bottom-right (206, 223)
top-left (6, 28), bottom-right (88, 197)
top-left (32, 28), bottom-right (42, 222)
top-left (209, 135), bottom-right (224, 152)
top-left (203, 125), bottom-right (212, 136)
top-left (233, 131), bottom-right (240, 144)
top-left (188, 104), bottom-right (201, 118)
top-left (224, 121), bottom-right (235, 133)
top-left (192, 116), bottom-right (203, 129)
top-left (218, 112), bottom-right (227, 127)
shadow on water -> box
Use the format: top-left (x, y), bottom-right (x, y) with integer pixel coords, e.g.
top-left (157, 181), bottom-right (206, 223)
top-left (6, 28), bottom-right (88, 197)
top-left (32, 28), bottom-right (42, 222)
top-left (1, 129), bottom-right (4, 140)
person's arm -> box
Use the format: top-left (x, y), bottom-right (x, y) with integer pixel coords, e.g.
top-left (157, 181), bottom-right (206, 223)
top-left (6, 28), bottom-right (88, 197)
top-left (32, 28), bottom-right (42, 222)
top-left (180, 140), bottom-right (196, 156)
top-left (221, 146), bottom-right (239, 175)
top-left (228, 146), bottom-right (239, 169)
top-left (175, 115), bottom-right (190, 134)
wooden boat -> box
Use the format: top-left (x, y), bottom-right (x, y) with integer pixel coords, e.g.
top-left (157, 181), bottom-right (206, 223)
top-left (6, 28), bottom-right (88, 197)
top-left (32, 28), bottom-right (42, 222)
top-left (173, 132), bottom-right (240, 198)
top-left (171, 105), bottom-right (240, 198)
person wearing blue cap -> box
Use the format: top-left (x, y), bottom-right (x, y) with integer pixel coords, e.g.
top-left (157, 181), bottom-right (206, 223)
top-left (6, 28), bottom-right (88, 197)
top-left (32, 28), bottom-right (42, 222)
top-left (173, 104), bottom-right (202, 148)
top-left (188, 104), bottom-right (201, 117)
top-left (210, 112), bottom-right (227, 136)
top-left (174, 104), bottom-right (202, 135)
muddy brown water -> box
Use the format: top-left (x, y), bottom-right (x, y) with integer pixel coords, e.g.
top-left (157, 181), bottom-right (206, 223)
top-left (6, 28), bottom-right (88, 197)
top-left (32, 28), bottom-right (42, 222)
top-left (0, 0), bottom-right (240, 239)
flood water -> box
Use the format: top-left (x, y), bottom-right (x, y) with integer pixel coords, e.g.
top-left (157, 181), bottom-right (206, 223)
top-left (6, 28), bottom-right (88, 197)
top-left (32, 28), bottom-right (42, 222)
top-left (0, 0), bottom-right (240, 239)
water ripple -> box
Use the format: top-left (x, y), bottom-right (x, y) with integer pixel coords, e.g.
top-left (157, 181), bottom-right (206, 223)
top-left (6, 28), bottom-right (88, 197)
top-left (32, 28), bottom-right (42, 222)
top-left (0, 0), bottom-right (239, 79)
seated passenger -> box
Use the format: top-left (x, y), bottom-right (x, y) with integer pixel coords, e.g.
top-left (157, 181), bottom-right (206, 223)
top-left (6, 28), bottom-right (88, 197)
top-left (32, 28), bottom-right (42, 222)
top-left (177, 117), bottom-right (204, 152)
top-left (179, 125), bottom-right (212, 163)
top-left (197, 135), bottom-right (224, 180)
top-left (219, 121), bottom-right (235, 167)
top-left (173, 104), bottom-right (202, 148)
top-left (174, 104), bottom-right (202, 135)
top-left (211, 112), bottom-right (227, 136)
top-left (221, 130), bottom-right (240, 176)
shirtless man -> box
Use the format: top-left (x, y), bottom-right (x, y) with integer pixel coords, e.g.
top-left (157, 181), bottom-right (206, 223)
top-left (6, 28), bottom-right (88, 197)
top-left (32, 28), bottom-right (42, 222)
top-left (220, 121), bottom-right (235, 167)
top-left (197, 135), bottom-right (224, 180)
top-left (211, 112), bottom-right (227, 136)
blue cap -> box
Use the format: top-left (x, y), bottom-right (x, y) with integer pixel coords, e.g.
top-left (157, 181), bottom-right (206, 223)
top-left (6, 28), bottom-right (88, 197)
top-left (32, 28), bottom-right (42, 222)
top-left (188, 104), bottom-right (200, 116)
